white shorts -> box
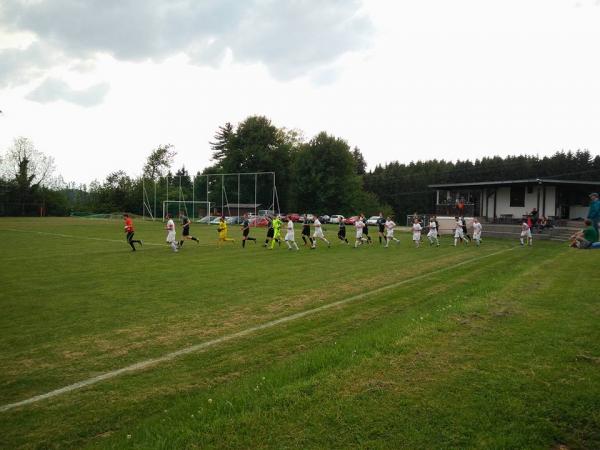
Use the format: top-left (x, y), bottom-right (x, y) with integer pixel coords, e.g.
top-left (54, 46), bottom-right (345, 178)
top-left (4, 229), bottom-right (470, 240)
top-left (521, 230), bottom-right (532, 238)
top-left (413, 232), bottom-right (421, 241)
top-left (313, 229), bottom-right (324, 239)
top-left (285, 231), bottom-right (295, 241)
top-left (473, 231), bottom-right (481, 240)
top-left (454, 229), bottom-right (464, 239)
top-left (356, 230), bottom-right (363, 239)
top-left (386, 230), bottom-right (394, 238)
top-left (166, 231), bottom-right (176, 243)
top-left (427, 230), bottom-right (438, 238)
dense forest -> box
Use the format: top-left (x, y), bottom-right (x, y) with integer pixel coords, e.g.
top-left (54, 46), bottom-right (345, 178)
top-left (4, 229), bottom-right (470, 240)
top-left (2, 115), bottom-right (599, 219)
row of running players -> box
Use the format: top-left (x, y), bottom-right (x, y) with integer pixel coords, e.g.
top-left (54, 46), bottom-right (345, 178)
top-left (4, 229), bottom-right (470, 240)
top-left (166, 213), bottom-right (494, 252)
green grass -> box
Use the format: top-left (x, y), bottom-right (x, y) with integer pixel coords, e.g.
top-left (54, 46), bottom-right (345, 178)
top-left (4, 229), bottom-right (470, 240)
top-left (0, 217), bottom-right (598, 449)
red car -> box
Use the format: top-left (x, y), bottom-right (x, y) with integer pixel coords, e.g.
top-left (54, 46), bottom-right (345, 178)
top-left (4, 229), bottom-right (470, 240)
top-left (249, 217), bottom-right (269, 227)
top-left (286, 213), bottom-right (301, 222)
top-left (344, 216), bottom-right (359, 225)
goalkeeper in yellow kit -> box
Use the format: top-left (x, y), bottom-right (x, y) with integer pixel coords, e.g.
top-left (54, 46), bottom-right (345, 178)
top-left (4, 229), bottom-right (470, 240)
top-left (270, 215), bottom-right (283, 249)
top-left (217, 216), bottom-right (235, 247)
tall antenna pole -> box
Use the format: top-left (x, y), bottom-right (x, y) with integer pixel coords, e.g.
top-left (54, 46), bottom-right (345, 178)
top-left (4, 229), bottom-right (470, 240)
top-left (254, 173), bottom-right (257, 218)
top-left (221, 174), bottom-right (224, 217)
top-left (192, 175), bottom-right (195, 221)
top-left (237, 173), bottom-right (240, 219)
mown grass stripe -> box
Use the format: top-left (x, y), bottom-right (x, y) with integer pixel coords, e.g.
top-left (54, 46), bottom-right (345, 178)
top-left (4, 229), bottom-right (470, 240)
top-left (0, 246), bottom-right (515, 413)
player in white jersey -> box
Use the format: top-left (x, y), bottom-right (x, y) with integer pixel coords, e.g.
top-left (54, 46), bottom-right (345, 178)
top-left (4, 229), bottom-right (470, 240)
top-left (311, 217), bottom-right (331, 249)
top-left (165, 213), bottom-right (178, 252)
top-left (520, 220), bottom-right (533, 246)
top-left (284, 217), bottom-right (300, 250)
top-left (412, 219), bottom-right (422, 247)
top-left (384, 217), bottom-right (399, 247)
top-left (354, 216), bottom-right (365, 248)
top-left (453, 216), bottom-right (466, 246)
top-left (472, 218), bottom-right (483, 246)
top-left (427, 215), bottom-right (440, 247)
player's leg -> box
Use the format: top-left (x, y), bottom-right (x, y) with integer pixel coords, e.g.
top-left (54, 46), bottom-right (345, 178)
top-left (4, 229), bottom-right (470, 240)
top-left (126, 232), bottom-right (137, 251)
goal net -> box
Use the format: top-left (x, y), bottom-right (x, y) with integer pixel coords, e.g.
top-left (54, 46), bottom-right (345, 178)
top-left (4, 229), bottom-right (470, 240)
top-left (162, 201), bottom-right (212, 222)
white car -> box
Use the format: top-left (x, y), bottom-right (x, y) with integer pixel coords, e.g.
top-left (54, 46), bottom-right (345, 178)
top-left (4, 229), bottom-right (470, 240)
top-left (366, 216), bottom-right (381, 226)
top-left (330, 215), bottom-right (345, 224)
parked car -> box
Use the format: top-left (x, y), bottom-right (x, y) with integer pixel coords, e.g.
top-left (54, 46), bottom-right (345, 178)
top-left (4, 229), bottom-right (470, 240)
top-left (344, 216), bottom-right (359, 225)
top-left (330, 215), bottom-right (345, 224)
top-left (196, 215), bottom-right (212, 224)
top-left (286, 213), bottom-right (301, 222)
top-left (210, 217), bottom-right (222, 225)
top-left (318, 215), bottom-right (331, 223)
top-left (226, 216), bottom-right (241, 224)
top-left (249, 217), bottom-right (270, 227)
top-left (366, 216), bottom-right (380, 226)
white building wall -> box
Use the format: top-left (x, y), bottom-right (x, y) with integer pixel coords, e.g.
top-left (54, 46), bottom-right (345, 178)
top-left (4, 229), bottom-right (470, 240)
top-left (484, 185), bottom-right (556, 219)
top-left (494, 187), bottom-right (539, 217)
top-left (569, 206), bottom-right (589, 219)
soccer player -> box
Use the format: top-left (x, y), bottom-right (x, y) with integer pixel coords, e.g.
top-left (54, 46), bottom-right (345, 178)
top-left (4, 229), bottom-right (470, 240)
top-left (362, 217), bottom-right (373, 244)
top-left (165, 213), bottom-right (178, 252)
top-left (472, 218), bottom-right (483, 246)
top-left (123, 214), bottom-right (142, 251)
top-left (384, 216), bottom-right (399, 247)
top-left (427, 215), bottom-right (440, 247)
top-left (377, 212), bottom-right (386, 244)
top-left (460, 216), bottom-right (471, 243)
top-left (354, 215), bottom-right (365, 248)
top-left (520, 219), bottom-right (533, 246)
top-left (178, 211), bottom-right (199, 248)
top-left (241, 213), bottom-right (256, 248)
top-left (311, 216), bottom-right (331, 249)
top-left (217, 216), bottom-right (235, 247)
top-left (453, 216), bottom-right (466, 246)
top-left (263, 215), bottom-right (275, 247)
top-left (270, 215), bottom-right (283, 249)
top-left (337, 219), bottom-right (349, 244)
top-left (412, 218), bottom-right (422, 247)
top-left (284, 216), bottom-right (300, 250)
top-left (301, 214), bottom-right (313, 247)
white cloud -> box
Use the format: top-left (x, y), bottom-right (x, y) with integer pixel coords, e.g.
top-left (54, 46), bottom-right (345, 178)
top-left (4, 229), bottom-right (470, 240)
top-left (26, 78), bottom-right (110, 107)
top-left (1, 0), bottom-right (372, 80)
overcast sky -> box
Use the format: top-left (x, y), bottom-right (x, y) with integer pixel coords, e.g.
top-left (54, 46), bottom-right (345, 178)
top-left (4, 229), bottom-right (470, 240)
top-left (1, 0), bottom-right (599, 184)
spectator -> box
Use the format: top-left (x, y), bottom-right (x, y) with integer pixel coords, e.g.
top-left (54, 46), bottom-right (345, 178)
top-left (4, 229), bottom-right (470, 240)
top-left (456, 198), bottom-right (465, 216)
top-left (538, 216), bottom-right (549, 233)
top-left (569, 219), bottom-right (599, 249)
top-left (530, 207), bottom-right (539, 227)
top-left (587, 192), bottom-right (599, 233)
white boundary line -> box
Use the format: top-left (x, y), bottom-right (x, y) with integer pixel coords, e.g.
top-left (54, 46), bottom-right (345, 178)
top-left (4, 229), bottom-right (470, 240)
top-left (0, 228), bottom-right (216, 247)
top-left (0, 246), bottom-right (516, 413)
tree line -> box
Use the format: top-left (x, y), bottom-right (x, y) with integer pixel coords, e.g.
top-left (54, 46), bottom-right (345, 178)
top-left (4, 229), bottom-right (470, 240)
top-left (1, 115), bottom-right (599, 218)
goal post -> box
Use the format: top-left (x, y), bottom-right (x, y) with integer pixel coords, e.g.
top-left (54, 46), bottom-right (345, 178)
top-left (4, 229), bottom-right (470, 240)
top-left (144, 171), bottom-right (279, 222)
top-left (162, 201), bottom-right (212, 222)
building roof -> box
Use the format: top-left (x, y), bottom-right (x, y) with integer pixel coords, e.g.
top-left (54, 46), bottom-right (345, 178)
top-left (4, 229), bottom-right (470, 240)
top-left (428, 178), bottom-right (600, 189)
top-left (224, 203), bottom-right (262, 208)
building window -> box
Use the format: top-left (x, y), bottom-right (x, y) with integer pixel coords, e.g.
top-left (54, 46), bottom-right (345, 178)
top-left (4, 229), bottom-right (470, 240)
top-left (510, 186), bottom-right (525, 207)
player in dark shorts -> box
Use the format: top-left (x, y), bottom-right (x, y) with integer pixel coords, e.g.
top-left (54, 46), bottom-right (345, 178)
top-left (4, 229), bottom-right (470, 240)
top-left (263, 216), bottom-right (275, 247)
top-left (377, 212), bottom-right (386, 244)
top-left (178, 211), bottom-right (199, 248)
top-left (460, 215), bottom-right (471, 243)
top-left (337, 220), bottom-right (349, 244)
top-left (301, 214), bottom-right (313, 247)
top-left (362, 218), bottom-right (373, 244)
top-left (241, 213), bottom-right (256, 248)
top-left (123, 214), bottom-right (142, 251)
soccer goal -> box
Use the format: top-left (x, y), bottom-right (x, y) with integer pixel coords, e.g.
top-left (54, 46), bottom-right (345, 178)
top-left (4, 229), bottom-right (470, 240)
top-left (162, 201), bottom-right (212, 222)
top-left (143, 171), bottom-right (280, 222)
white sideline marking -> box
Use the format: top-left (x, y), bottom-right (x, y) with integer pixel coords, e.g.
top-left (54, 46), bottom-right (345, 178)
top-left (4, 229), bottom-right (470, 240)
top-left (0, 246), bottom-right (515, 413)
top-left (0, 228), bottom-right (214, 247)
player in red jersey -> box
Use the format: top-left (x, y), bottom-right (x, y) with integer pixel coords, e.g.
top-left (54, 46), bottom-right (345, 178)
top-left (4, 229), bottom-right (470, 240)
top-left (123, 214), bottom-right (142, 251)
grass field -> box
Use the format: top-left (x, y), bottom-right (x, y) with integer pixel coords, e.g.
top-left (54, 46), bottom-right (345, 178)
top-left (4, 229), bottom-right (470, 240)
top-left (0, 217), bottom-right (599, 449)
